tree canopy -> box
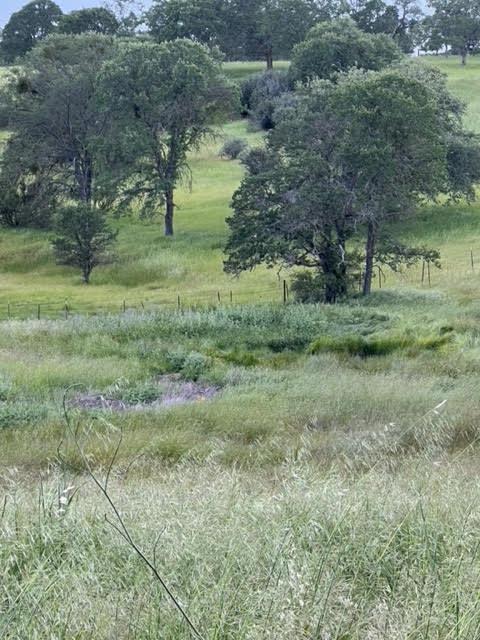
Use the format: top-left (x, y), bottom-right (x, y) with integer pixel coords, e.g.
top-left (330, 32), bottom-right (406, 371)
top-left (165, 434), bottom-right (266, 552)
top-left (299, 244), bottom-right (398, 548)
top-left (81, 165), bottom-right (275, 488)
top-left (1, 34), bottom-right (116, 210)
top-left (0, 0), bottom-right (62, 62)
top-left (427, 0), bottom-right (480, 64)
top-left (289, 18), bottom-right (402, 83)
top-left (225, 64), bottom-right (480, 301)
top-left (58, 7), bottom-right (119, 35)
top-left (99, 38), bottom-right (235, 235)
top-left (147, 0), bottom-right (343, 68)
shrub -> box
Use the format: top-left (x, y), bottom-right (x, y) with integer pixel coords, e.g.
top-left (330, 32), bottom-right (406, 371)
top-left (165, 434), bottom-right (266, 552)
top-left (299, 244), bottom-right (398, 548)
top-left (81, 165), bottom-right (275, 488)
top-left (107, 378), bottom-right (160, 404)
top-left (220, 138), bottom-right (248, 160)
top-left (165, 349), bottom-right (211, 381)
top-left (182, 351), bottom-right (211, 381)
top-left (291, 272), bottom-right (327, 303)
top-left (240, 70), bottom-right (292, 130)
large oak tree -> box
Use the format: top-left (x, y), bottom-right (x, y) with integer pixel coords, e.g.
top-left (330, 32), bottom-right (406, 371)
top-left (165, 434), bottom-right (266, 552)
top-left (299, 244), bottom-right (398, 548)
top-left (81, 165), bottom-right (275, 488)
top-left (225, 64), bottom-right (480, 301)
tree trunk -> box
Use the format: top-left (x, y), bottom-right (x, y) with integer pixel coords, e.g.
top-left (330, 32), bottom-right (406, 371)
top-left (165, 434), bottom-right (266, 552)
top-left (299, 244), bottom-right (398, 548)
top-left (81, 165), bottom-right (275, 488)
top-left (461, 48), bottom-right (467, 65)
top-left (363, 221), bottom-right (376, 296)
top-left (165, 189), bottom-right (174, 237)
top-left (324, 278), bottom-right (338, 304)
top-left (266, 46), bottom-right (273, 70)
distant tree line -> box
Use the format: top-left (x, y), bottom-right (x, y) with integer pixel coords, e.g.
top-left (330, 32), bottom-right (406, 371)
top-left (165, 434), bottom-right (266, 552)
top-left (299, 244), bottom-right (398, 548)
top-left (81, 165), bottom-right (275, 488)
top-left (3, 0), bottom-right (480, 67)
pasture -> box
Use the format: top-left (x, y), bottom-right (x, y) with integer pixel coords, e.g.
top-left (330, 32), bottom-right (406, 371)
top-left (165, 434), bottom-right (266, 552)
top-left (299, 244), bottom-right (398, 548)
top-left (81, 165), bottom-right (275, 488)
top-left (3, 57), bottom-right (480, 638)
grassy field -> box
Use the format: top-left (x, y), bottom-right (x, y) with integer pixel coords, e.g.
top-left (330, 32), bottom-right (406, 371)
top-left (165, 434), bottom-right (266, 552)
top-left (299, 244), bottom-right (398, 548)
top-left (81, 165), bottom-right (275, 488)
top-left (0, 56), bottom-right (480, 315)
top-left (3, 57), bottom-right (480, 638)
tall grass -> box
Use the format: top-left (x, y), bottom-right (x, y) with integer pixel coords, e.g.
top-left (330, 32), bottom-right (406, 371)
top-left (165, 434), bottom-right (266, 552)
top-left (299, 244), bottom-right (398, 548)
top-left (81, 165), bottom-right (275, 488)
top-left (3, 454), bottom-right (480, 639)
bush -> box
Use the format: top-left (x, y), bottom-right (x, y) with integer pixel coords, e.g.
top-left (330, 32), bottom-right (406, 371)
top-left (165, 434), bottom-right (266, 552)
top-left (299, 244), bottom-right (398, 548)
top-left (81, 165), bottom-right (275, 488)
top-left (107, 378), bottom-right (160, 404)
top-left (291, 272), bottom-right (326, 303)
top-left (165, 349), bottom-right (211, 381)
top-left (240, 70), bottom-right (292, 130)
top-left (220, 138), bottom-right (248, 160)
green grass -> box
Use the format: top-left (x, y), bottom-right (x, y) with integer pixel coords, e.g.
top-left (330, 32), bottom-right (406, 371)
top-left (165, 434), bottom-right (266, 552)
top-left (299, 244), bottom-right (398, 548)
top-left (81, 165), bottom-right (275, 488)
top-left (5, 57), bottom-right (480, 639)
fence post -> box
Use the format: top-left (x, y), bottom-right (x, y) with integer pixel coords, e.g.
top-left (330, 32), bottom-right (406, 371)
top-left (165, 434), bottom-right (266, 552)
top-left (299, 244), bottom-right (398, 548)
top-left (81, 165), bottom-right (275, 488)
top-left (123, 300), bottom-right (126, 313)
top-left (427, 261), bottom-right (431, 287)
top-left (37, 304), bottom-right (41, 320)
top-left (7, 303), bottom-right (10, 320)
top-left (283, 280), bottom-right (287, 304)
top-left (421, 261), bottom-right (425, 285)
top-left (177, 294), bottom-right (181, 310)
top-left (471, 249), bottom-right (475, 272)
top-left (230, 290), bottom-right (233, 304)
top-left (64, 302), bottom-right (69, 320)
top-left (217, 291), bottom-right (221, 304)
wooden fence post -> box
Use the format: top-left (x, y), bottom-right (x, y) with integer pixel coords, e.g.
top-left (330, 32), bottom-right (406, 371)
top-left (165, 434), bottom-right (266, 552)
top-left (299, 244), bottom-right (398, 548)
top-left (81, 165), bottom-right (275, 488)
top-left (64, 302), bottom-right (69, 320)
top-left (471, 249), bottom-right (475, 272)
top-left (283, 280), bottom-right (287, 304)
top-left (37, 304), bottom-right (41, 320)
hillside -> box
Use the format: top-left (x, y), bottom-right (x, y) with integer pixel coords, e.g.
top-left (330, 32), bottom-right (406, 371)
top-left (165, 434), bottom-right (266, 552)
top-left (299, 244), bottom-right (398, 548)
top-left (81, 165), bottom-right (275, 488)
top-left (0, 57), bottom-right (479, 315)
top-left (4, 55), bottom-right (480, 640)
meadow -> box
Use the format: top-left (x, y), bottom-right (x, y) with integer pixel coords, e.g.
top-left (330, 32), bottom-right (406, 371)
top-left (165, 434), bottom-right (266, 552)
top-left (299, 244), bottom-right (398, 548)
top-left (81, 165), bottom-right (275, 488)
top-left (3, 56), bottom-right (480, 638)
top-left (1, 56), bottom-right (480, 315)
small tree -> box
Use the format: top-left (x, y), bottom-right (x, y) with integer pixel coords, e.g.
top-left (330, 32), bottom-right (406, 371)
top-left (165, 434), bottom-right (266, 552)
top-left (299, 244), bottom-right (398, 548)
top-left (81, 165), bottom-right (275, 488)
top-left (0, 0), bottom-right (62, 62)
top-left (289, 17), bottom-right (402, 83)
top-left (52, 205), bottom-right (117, 284)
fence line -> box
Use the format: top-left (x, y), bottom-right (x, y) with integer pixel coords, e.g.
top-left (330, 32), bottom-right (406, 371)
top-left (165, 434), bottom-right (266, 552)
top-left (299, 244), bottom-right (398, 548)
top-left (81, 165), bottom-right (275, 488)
top-left (2, 249), bottom-right (479, 320)
top-left (0, 282), bottom-right (289, 320)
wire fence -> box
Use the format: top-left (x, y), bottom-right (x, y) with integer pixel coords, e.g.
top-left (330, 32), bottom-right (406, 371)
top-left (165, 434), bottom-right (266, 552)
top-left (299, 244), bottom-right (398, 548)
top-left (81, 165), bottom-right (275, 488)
top-left (2, 248), bottom-right (479, 321)
top-left (0, 281), bottom-right (291, 321)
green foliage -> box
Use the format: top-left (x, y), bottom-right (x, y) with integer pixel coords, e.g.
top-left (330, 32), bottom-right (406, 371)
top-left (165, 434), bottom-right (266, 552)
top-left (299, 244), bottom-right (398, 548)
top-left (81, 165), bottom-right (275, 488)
top-left (107, 378), bottom-right (161, 404)
top-left (226, 64), bottom-right (470, 301)
top-left (99, 38), bottom-right (235, 235)
top-left (0, 401), bottom-right (48, 429)
top-left (58, 7), bottom-right (119, 35)
top-left (52, 205), bottom-right (117, 284)
top-left (220, 138), bottom-right (248, 160)
top-left (309, 332), bottom-right (452, 357)
top-left (0, 144), bottom-right (56, 228)
top-left (1, 34), bottom-right (116, 218)
top-left (289, 17), bottom-right (402, 83)
top-left (165, 349), bottom-right (211, 380)
top-left (347, 0), bottom-right (423, 53)
top-left (240, 69), bottom-right (292, 129)
top-left (147, 0), bottom-right (342, 66)
top-left (0, 0), bottom-right (63, 62)
top-left (428, 0), bottom-right (480, 64)
top-left (291, 271), bottom-right (330, 303)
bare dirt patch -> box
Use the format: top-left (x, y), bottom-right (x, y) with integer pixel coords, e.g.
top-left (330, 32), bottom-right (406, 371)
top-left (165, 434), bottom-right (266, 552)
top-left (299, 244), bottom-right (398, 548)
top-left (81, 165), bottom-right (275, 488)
top-left (72, 375), bottom-right (219, 412)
